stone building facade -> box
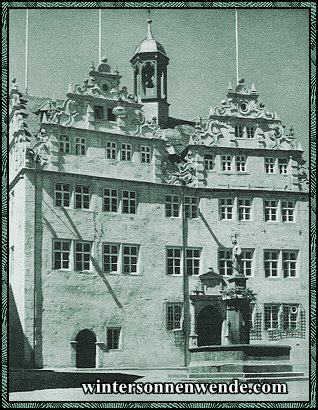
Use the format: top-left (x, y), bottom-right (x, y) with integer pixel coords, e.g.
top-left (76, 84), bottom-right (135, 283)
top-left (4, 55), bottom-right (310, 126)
top-left (9, 20), bottom-right (309, 370)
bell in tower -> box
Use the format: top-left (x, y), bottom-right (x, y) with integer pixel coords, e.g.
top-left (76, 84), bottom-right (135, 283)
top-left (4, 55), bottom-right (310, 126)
top-left (130, 17), bottom-right (170, 128)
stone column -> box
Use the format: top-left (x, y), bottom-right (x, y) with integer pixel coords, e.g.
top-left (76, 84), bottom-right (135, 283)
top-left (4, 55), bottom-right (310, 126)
top-left (189, 301), bottom-right (198, 348)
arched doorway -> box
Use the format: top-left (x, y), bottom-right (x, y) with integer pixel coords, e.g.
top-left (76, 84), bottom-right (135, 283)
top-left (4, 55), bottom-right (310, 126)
top-left (75, 329), bottom-right (96, 368)
top-left (197, 305), bottom-right (222, 347)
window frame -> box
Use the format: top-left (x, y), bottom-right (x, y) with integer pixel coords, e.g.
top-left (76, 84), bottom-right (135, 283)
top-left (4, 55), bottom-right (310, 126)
top-left (165, 195), bottom-right (180, 218)
top-left (184, 196), bottom-right (199, 219)
top-left (106, 327), bottom-right (122, 350)
top-left (220, 198), bottom-right (234, 220)
top-left (106, 141), bottom-right (117, 160)
top-left (122, 190), bottom-right (137, 214)
top-left (166, 302), bottom-right (183, 331)
top-left (264, 250), bottom-right (280, 278)
top-left (166, 247), bottom-right (182, 276)
top-left (264, 200), bottom-right (279, 222)
top-left (74, 241), bottom-right (92, 272)
top-left (102, 243), bottom-right (120, 274)
top-left (75, 137), bottom-right (86, 156)
top-left (122, 244), bottom-right (139, 275)
top-left (238, 198), bottom-right (252, 221)
top-left (103, 188), bottom-right (119, 213)
top-left (58, 135), bottom-right (70, 154)
top-left (53, 239), bottom-right (71, 270)
top-left (218, 248), bottom-right (233, 276)
top-left (75, 185), bottom-right (90, 210)
top-left (121, 143), bottom-right (132, 161)
top-left (54, 183), bottom-right (71, 208)
top-left (140, 145), bottom-right (151, 164)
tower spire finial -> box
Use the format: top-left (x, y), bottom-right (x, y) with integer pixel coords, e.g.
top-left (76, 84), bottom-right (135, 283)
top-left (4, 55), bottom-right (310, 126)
top-left (147, 9), bottom-right (153, 40)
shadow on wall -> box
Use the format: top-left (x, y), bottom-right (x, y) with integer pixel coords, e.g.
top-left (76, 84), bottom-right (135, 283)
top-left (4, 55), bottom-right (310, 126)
top-left (9, 370), bottom-right (143, 393)
top-left (9, 285), bottom-right (34, 369)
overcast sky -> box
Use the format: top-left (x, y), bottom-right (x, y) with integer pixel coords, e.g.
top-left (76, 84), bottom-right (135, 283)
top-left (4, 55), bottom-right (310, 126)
top-left (9, 8), bottom-right (309, 158)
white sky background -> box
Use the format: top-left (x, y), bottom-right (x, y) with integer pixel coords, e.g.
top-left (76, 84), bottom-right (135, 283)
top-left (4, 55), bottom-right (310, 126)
top-left (9, 8), bottom-right (310, 159)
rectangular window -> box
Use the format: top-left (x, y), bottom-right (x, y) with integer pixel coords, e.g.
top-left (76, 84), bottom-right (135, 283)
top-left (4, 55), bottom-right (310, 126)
top-left (283, 305), bottom-right (298, 330)
top-left (141, 146), bottom-right (151, 163)
top-left (220, 198), bottom-right (234, 220)
top-left (186, 248), bottom-right (201, 276)
top-left (59, 135), bottom-right (70, 153)
top-left (278, 158), bottom-right (288, 174)
top-left (282, 251), bottom-right (297, 278)
top-left (165, 195), bottom-right (180, 217)
top-left (75, 138), bottom-right (86, 156)
top-left (264, 304), bottom-right (280, 329)
top-left (75, 185), bottom-right (90, 209)
top-left (74, 241), bottom-right (91, 271)
top-left (166, 248), bottom-right (182, 275)
top-left (184, 196), bottom-right (199, 219)
top-left (246, 126), bottom-right (255, 139)
top-left (103, 243), bottom-right (119, 274)
top-left (236, 155), bottom-right (246, 172)
top-left (107, 107), bottom-right (116, 122)
top-left (103, 189), bottom-right (118, 212)
top-left (166, 302), bottom-right (183, 331)
top-left (106, 142), bottom-right (117, 159)
top-left (265, 157), bottom-right (275, 174)
top-left (218, 249), bottom-right (232, 276)
top-left (94, 105), bottom-right (104, 120)
top-left (122, 245), bottom-right (138, 274)
top-left (121, 143), bottom-right (132, 161)
top-left (122, 190), bottom-right (137, 214)
top-left (55, 183), bottom-right (71, 207)
top-left (238, 199), bottom-right (252, 221)
top-left (221, 155), bottom-right (233, 171)
top-left (107, 328), bottom-right (121, 349)
top-left (53, 240), bottom-right (70, 270)
top-left (235, 125), bottom-right (243, 138)
top-left (264, 200), bottom-right (278, 221)
top-left (204, 154), bottom-right (215, 171)
top-left (282, 201), bottom-right (295, 222)
top-left (242, 249), bottom-right (254, 277)
top-left (264, 250), bottom-right (279, 277)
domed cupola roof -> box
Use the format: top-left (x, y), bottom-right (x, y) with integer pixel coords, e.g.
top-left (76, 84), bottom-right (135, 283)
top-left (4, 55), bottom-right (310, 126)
top-left (133, 19), bottom-right (166, 57)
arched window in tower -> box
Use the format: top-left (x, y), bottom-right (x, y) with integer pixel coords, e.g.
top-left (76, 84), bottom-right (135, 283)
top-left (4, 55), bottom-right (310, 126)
top-left (142, 62), bottom-right (155, 96)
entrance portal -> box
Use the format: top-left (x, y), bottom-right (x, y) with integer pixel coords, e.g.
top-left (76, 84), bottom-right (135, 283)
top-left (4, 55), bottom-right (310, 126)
top-left (197, 305), bottom-right (222, 346)
top-left (75, 329), bottom-right (96, 368)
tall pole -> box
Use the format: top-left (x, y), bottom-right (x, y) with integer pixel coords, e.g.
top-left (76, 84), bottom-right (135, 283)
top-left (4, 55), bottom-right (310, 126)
top-left (182, 184), bottom-right (190, 367)
top-left (98, 9), bottom-right (102, 63)
top-left (235, 9), bottom-right (239, 85)
top-left (25, 9), bottom-right (29, 95)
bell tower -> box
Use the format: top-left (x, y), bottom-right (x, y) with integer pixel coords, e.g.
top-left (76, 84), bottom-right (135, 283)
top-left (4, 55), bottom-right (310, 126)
top-left (130, 17), bottom-right (170, 128)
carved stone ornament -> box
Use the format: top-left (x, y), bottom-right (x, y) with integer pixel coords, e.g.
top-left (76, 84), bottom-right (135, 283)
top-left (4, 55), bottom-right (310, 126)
top-left (29, 128), bottom-right (50, 166)
top-left (134, 113), bottom-right (162, 138)
top-left (268, 123), bottom-right (297, 150)
top-left (162, 149), bottom-right (197, 186)
top-left (190, 118), bottom-right (226, 146)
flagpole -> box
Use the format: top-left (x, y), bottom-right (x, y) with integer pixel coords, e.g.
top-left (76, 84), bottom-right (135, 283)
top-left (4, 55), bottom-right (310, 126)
top-left (25, 9), bottom-right (29, 95)
top-left (235, 9), bottom-right (239, 85)
top-left (98, 9), bottom-right (102, 63)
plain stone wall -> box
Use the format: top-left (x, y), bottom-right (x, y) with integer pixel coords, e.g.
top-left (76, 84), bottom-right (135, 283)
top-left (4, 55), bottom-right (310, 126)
top-left (21, 168), bottom-right (309, 369)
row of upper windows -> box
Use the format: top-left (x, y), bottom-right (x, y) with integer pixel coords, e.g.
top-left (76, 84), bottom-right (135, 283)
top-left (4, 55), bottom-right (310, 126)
top-left (54, 184), bottom-right (298, 223)
top-left (58, 135), bottom-right (290, 175)
top-left (58, 136), bottom-right (152, 163)
top-left (52, 240), bottom-right (299, 278)
top-left (204, 155), bottom-right (290, 174)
